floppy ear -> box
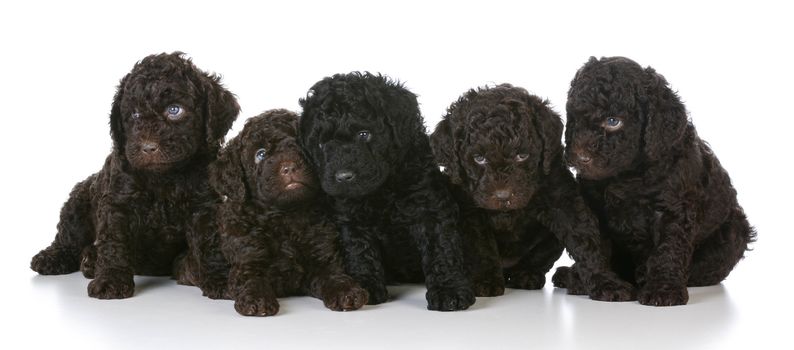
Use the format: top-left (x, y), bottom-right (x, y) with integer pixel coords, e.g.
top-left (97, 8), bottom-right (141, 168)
top-left (430, 118), bottom-right (463, 184)
top-left (199, 73), bottom-right (240, 153)
top-left (109, 74), bottom-right (130, 156)
top-left (528, 97), bottom-right (564, 175)
top-left (209, 136), bottom-right (247, 202)
top-left (641, 67), bottom-right (689, 161)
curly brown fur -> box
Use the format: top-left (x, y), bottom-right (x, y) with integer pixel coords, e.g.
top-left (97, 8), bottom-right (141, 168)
top-left (30, 52), bottom-right (239, 299)
top-left (298, 72), bottom-right (475, 311)
top-left (431, 84), bottom-right (634, 301)
top-left (206, 110), bottom-right (368, 316)
top-left (554, 56), bottom-right (756, 306)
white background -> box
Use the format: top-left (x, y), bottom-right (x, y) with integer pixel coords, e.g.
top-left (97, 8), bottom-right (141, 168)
top-left (0, 1), bottom-right (790, 349)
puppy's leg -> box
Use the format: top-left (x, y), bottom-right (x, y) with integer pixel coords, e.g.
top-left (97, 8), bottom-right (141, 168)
top-left (31, 176), bottom-right (96, 275)
top-left (544, 181), bottom-right (635, 301)
top-left (463, 225), bottom-right (504, 297)
top-left (551, 264), bottom-right (588, 295)
top-left (183, 207), bottom-right (229, 300)
top-left (504, 233), bottom-right (563, 290)
top-left (303, 223), bottom-right (368, 311)
top-left (338, 225), bottom-right (390, 305)
top-left (688, 209), bottom-right (755, 286)
top-left (87, 204), bottom-right (135, 299)
top-left (228, 266), bottom-right (279, 317)
top-left (412, 221), bottom-right (476, 311)
top-left (637, 214), bottom-right (694, 306)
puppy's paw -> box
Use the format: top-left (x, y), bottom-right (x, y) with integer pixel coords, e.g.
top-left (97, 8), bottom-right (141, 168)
top-left (426, 286), bottom-right (475, 311)
top-left (551, 266), bottom-right (573, 288)
top-left (505, 271), bottom-right (546, 290)
top-left (588, 274), bottom-right (636, 302)
top-left (638, 284), bottom-right (688, 306)
top-left (234, 293), bottom-right (280, 316)
top-left (323, 284), bottom-right (369, 311)
top-left (30, 248), bottom-right (78, 275)
top-left (87, 274), bottom-right (134, 299)
top-left (472, 277), bottom-right (505, 297)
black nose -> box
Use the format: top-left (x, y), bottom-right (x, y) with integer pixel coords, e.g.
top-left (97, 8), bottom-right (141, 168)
top-left (335, 170), bottom-right (356, 183)
top-left (281, 162), bottom-right (296, 175)
top-left (141, 142), bottom-right (159, 154)
top-left (494, 189), bottom-right (512, 201)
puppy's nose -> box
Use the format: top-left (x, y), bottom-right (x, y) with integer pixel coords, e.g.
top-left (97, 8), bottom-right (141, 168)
top-left (281, 162), bottom-right (297, 175)
top-left (578, 153), bottom-right (592, 164)
top-left (494, 189), bottom-right (512, 201)
top-left (141, 142), bottom-right (159, 154)
top-left (335, 170), bottom-right (356, 183)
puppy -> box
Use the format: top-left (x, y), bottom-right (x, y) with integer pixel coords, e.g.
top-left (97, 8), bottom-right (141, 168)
top-left (30, 52), bottom-right (239, 299)
top-left (431, 84), bottom-right (634, 301)
top-left (298, 72), bottom-right (475, 311)
top-left (555, 56), bottom-right (756, 306)
top-left (208, 110), bottom-right (368, 316)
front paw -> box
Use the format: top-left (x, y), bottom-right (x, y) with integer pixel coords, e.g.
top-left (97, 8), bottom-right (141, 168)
top-left (638, 284), bottom-right (688, 306)
top-left (88, 274), bottom-right (134, 299)
top-left (505, 271), bottom-right (546, 290)
top-left (588, 273), bottom-right (636, 302)
top-left (323, 283), bottom-right (369, 311)
top-left (426, 286), bottom-right (475, 311)
top-left (234, 292), bottom-right (280, 316)
top-left (472, 276), bottom-right (505, 297)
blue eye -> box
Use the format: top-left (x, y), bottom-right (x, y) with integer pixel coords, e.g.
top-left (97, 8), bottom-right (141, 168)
top-left (131, 112), bottom-right (140, 120)
top-left (166, 105), bottom-right (183, 120)
top-left (605, 117), bottom-right (622, 130)
top-left (358, 130), bottom-right (371, 142)
top-left (474, 155), bottom-right (487, 165)
top-left (515, 153), bottom-right (529, 162)
top-left (255, 148), bottom-right (266, 164)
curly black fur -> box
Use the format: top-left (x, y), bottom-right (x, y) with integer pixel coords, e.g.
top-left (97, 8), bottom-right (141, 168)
top-left (553, 56), bottom-right (756, 306)
top-left (30, 52), bottom-right (240, 299)
top-left (298, 72), bottom-right (475, 311)
top-left (430, 84), bottom-right (634, 301)
top-left (198, 110), bottom-right (369, 316)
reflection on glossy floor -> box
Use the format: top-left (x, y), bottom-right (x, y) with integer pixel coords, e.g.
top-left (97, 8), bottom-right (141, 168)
top-left (14, 270), bottom-right (761, 350)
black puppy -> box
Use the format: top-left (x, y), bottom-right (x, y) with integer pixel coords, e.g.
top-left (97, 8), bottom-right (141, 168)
top-left (555, 56), bottom-right (755, 306)
top-left (431, 84), bottom-right (634, 301)
top-left (30, 52), bottom-right (239, 299)
top-left (298, 72), bottom-right (475, 311)
top-left (204, 110), bottom-right (368, 316)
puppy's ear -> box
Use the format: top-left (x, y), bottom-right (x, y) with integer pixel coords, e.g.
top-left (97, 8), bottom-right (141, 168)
top-left (641, 67), bottom-right (689, 161)
top-left (210, 136), bottom-right (247, 202)
top-left (430, 118), bottom-right (464, 184)
top-left (109, 74), bottom-right (130, 156)
top-left (529, 98), bottom-right (564, 175)
top-left (199, 72), bottom-right (240, 153)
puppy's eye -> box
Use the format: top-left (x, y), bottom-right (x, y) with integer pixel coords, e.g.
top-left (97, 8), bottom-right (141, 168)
top-left (131, 112), bottom-right (140, 120)
top-left (255, 148), bottom-right (267, 164)
top-left (166, 104), bottom-right (184, 120)
top-left (604, 117), bottom-right (623, 131)
top-left (473, 155), bottom-right (487, 165)
top-left (515, 153), bottom-right (529, 162)
top-left (358, 130), bottom-right (372, 142)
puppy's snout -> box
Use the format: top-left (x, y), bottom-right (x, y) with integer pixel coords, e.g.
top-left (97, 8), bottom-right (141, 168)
top-left (573, 147), bottom-right (592, 164)
top-left (335, 170), bottom-right (356, 183)
top-left (494, 189), bottom-right (512, 201)
top-left (280, 162), bottom-right (297, 175)
top-left (141, 141), bottom-right (160, 154)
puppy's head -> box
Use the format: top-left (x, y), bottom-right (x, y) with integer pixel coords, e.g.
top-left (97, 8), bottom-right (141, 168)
top-left (298, 72), bottom-right (424, 198)
top-left (109, 52), bottom-right (240, 172)
top-left (431, 84), bottom-right (563, 211)
top-left (565, 56), bottom-right (689, 180)
top-left (211, 110), bottom-right (318, 207)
